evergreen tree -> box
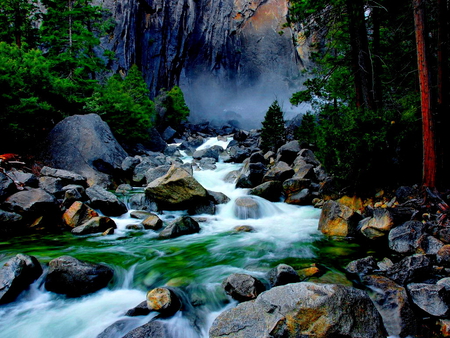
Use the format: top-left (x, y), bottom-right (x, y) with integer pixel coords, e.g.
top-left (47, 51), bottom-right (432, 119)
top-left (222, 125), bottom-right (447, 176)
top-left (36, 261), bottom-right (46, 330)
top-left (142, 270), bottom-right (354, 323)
top-left (154, 86), bottom-right (190, 130)
top-left (260, 100), bottom-right (285, 153)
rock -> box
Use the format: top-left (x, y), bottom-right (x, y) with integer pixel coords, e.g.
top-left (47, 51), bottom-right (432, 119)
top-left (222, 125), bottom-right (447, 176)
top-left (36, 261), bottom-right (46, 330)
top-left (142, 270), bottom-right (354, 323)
top-left (45, 255), bottom-right (113, 297)
top-left (388, 221), bottom-right (425, 254)
top-left (210, 282), bottom-right (385, 338)
top-left (145, 165), bottom-right (208, 210)
top-left (42, 114), bottom-right (128, 187)
top-left (159, 216), bottom-right (200, 239)
top-left (395, 186), bottom-right (419, 203)
top-left (146, 287), bottom-right (181, 316)
top-left (122, 320), bottom-right (171, 338)
top-left (61, 185), bottom-right (86, 208)
top-left (188, 199), bottom-right (215, 215)
top-left (222, 273), bottom-right (266, 302)
top-left (130, 210), bottom-right (153, 219)
top-left (40, 166), bottom-right (87, 187)
top-left (420, 235), bottom-right (445, 255)
top-left (384, 254), bottom-right (433, 285)
top-left (346, 256), bottom-right (378, 277)
top-left (193, 146), bottom-right (223, 161)
top-left (144, 165), bottom-right (171, 185)
top-left (233, 130), bottom-right (248, 142)
top-left (96, 319), bottom-right (143, 338)
top-left (62, 201), bottom-right (99, 228)
top-left (125, 301), bottom-right (151, 317)
top-left (438, 319), bottom-right (450, 337)
top-left (0, 172), bottom-right (16, 200)
top-left (233, 225), bottom-right (255, 232)
top-left (121, 156), bottom-right (141, 173)
top-left (6, 169), bottom-right (38, 188)
top-left (234, 196), bottom-right (260, 219)
top-left (0, 254), bottom-right (42, 304)
top-left (225, 145), bottom-right (251, 163)
top-left (207, 190), bottom-right (230, 205)
top-left (362, 275), bottom-right (418, 337)
top-left (132, 156), bottom-right (168, 184)
top-left (85, 185), bottom-right (127, 216)
top-left (196, 157), bottom-right (217, 170)
top-left (298, 264), bottom-right (323, 280)
top-left (437, 245), bottom-right (450, 266)
top-left (115, 184), bottom-right (133, 195)
top-left (128, 193), bottom-right (158, 212)
top-left (267, 264), bottom-right (300, 287)
top-left (38, 176), bottom-right (64, 196)
top-left (161, 126), bottom-right (177, 142)
top-left (164, 145), bottom-right (181, 157)
top-left (145, 127), bottom-right (167, 152)
top-left (141, 214), bottom-right (163, 230)
top-left (298, 148), bottom-right (321, 166)
top-left (293, 163), bottom-right (316, 180)
top-left (236, 162), bottom-right (267, 188)
top-left (0, 209), bottom-right (23, 237)
top-left (277, 140), bottom-right (301, 165)
top-left (360, 208), bottom-right (395, 239)
top-left (71, 216), bottom-right (117, 235)
top-left (180, 136), bottom-right (204, 154)
top-left (407, 283), bottom-right (450, 317)
top-left (262, 161), bottom-right (294, 183)
top-left (318, 200), bottom-right (362, 237)
top-left (248, 181), bottom-right (282, 202)
top-left (125, 223), bottom-right (144, 230)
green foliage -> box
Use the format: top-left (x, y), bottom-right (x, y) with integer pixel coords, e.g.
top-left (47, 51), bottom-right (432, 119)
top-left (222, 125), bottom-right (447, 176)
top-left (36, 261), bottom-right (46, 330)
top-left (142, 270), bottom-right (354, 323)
top-left (85, 65), bottom-right (155, 143)
top-left (260, 100), bottom-right (285, 153)
top-left (0, 42), bottom-right (65, 152)
top-left (155, 86), bottom-right (190, 129)
top-left (295, 112), bottom-right (316, 145)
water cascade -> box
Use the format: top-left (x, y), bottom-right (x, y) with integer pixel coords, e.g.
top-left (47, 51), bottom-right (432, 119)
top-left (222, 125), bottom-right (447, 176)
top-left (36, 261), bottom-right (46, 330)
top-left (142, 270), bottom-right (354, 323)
top-left (0, 138), bottom-right (348, 338)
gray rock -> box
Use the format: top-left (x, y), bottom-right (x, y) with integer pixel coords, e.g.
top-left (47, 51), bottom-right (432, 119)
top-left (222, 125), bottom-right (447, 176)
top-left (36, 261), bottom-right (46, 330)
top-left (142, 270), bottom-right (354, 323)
top-left (6, 170), bottom-right (38, 188)
top-left (384, 254), bottom-right (433, 285)
top-left (42, 114), bottom-right (128, 187)
top-left (125, 301), bottom-right (151, 317)
top-left (362, 275), bottom-right (418, 337)
top-left (407, 283), bottom-right (450, 317)
top-left (234, 196), bottom-right (260, 219)
top-left (193, 146), bottom-right (222, 161)
top-left (145, 165), bottom-right (171, 185)
top-left (0, 172), bottom-right (17, 200)
top-left (267, 264), bottom-right (300, 287)
top-left (96, 318), bottom-right (142, 338)
top-left (207, 190), bottom-right (230, 205)
top-left (3, 188), bottom-right (57, 215)
top-left (86, 185), bottom-right (127, 216)
top-left (71, 216), bottom-right (117, 235)
top-left (128, 193), bottom-right (158, 212)
top-left (262, 161), bottom-right (294, 183)
top-left (346, 256), bottom-right (378, 276)
top-left (121, 156), bottom-right (141, 173)
top-left (249, 152), bottom-right (265, 164)
top-left (45, 256), bottom-right (113, 297)
top-left (159, 216), bottom-right (200, 239)
top-left (161, 126), bottom-right (177, 142)
top-left (210, 282), bottom-right (385, 338)
top-left (197, 157), bottom-right (217, 170)
top-left (360, 208), bottom-right (395, 240)
top-left (276, 140), bottom-right (301, 164)
top-left (122, 321), bottom-right (171, 338)
top-left (0, 254), bottom-right (42, 304)
top-left (115, 184), bottom-right (133, 195)
top-left (0, 209), bottom-right (23, 237)
top-left (249, 181), bottom-right (283, 202)
top-left (222, 273), bottom-right (266, 302)
top-left (38, 176), bottom-right (64, 196)
top-left (40, 166), bottom-right (87, 186)
top-left (130, 210), bottom-right (153, 219)
top-left (388, 221), bottom-right (425, 254)
top-left (141, 214), bottom-right (163, 230)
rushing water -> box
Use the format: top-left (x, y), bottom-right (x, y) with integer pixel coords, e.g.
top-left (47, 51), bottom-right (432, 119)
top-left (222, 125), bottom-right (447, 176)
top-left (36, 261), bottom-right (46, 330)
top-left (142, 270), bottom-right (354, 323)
top-left (0, 138), bottom-right (369, 338)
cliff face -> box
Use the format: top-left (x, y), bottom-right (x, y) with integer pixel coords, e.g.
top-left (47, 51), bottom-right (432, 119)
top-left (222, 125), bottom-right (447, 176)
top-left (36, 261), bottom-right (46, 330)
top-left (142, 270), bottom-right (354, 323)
top-left (97, 0), bottom-right (311, 127)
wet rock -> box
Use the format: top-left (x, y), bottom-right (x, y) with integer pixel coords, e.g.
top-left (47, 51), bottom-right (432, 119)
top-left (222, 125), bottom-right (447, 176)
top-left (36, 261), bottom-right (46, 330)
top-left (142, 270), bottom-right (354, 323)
top-left (234, 196), bottom-right (260, 219)
top-left (132, 156), bottom-right (168, 184)
top-left (267, 264), bottom-right (300, 287)
top-left (115, 184), bottom-right (133, 195)
top-left (141, 214), bottom-right (163, 230)
top-left (384, 254), bottom-right (433, 285)
top-left (346, 256), bottom-right (378, 277)
top-left (359, 208), bottom-right (395, 240)
top-left (0, 254), bottom-right (42, 304)
top-left (126, 223), bottom-right (144, 230)
top-left (96, 318), bottom-right (142, 338)
top-left (45, 255), bottom-right (113, 297)
top-left (210, 282), bottom-right (385, 338)
top-left (362, 275), bottom-right (418, 337)
top-left (193, 146), bottom-right (223, 162)
top-left (233, 225), bottom-right (255, 233)
top-left (61, 185), bottom-right (86, 208)
top-left (225, 145), bottom-right (251, 163)
top-left (318, 200), bottom-right (362, 237)
top-left (62, 201), bottom-right (99, 228)
top-left (222, 273), bottom-right (266, 302)
top-left (42, 114), bottom-right (128, 187)
top-left (235, 162), bottom-right (267, 188)
top-left (130, 210), bottom-right (153, 219)
top-left (207, 190), bottom-right (230, 205)
top-left (125, 301), bottom-right (151, 317)
top-left (145, 165), bottom-right (208, 210)
top-left (71, 216), bottom-right (117, 235)
top-left (262, 161), bottom-right (294, 183)
top-left (407, 283), bottom-right (450, 317)
top-left (388, 221), bottom-right (425, 254)
top-left (146, 287), bottom-right (181, 316)
top-left (85, 185), bottom-right (127, 216)
top-left (164, 145), bottom-right (181, 157)
top-left (180, 136), bottom-right (204, 154)
top-left (159, 216), bottom-right (200, 239)
top-left (122, 320), bottom-right (171, 338)
top-left (188, 199), bottom-right (215, 215)
top-left (248, 181), bottom-right (282, 202)
top-left (128, 193), bottom-right (158, 212)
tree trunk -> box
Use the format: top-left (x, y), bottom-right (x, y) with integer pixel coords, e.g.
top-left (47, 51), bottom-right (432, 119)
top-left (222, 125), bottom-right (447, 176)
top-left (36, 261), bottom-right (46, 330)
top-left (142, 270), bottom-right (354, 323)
top-left (413, 0), bottom-right (436, 188)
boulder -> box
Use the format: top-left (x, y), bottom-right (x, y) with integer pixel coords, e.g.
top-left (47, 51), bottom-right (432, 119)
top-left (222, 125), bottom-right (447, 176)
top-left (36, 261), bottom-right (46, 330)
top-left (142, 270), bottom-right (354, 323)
top-left (85, 185), bottom-right (127, 216)
top-left (192, 146), bottom-right (223, 162)
top-left (97, 319), bottom-right (145, 338)
top-left (249, 181), bottom-right (282, 202)
top-left (235, 162), bottom-right (267, 188)
top-left (234, 196), bottom-right (260, 219)
top-left (146, 287), bottom-right (181, 316)
top-left (40, 166), bottom-right (87, 187)
top-left (207, 190), bottom-right (230, 205)
top-left (210, 282), bottom-right (386, 338)
top-left (62, 201), bottom-right (99, 228)
top-left (132, 156), bottom-right (168, 184)
top-left (267, 264), bottom-right (300, 287)
top-left (346, 256), bottom-right (378, 277)
top-left (360, 208), bottom-right (395, 239)
top-left (3, 188), bottom-right (58, 219)
top-left (161, 126), bottom-right (177, 142)
top-left (130, 210), bottom-right (153, 219)
top-left (318, 200), bottom-right (362, 237)
top-left (437, 245), bottom-right (450, 266)
top-left (159, 216), bottom-right (200, 239)
top-left (233, 130), bottom-right (249, 142)
top-left (0, 254), bottom-right (42, 304)
top-left (42, 114), bottom-right (128, 187)
top-left (222, 273), bottom-right (266, 302)
top-left (61, 185), bottom-right (87, 208)
top-left (384, 254), bottom-right (433, 285)
top-left (71, 216), bottom-right (117, 235)
top-left (144, 165), bottom-right (171, 185)
top-left (6, 169), bottom-right (38, 188)
top-left (420, 235), bottom-right (445, 255)
top-left (233, 225), bottom-right (255, 233)
top-left (248, 152), bottom-right (266, 164)
top-left (196, 157), bottom-right (217, 170)
top-left (122, 321), bottom-right (171, 338)
top-left (293, 163), bottom-right (316, 180)
top-left (407, 283), bottom-right (450, 317)
top-left (125, 300), bottom-right (151, 317)
top-left (277, 140), bottom-right (301, 165)
top-left (0, 172), bottom-right (16, 200)
top-left (262, 161), bottom-right (294, 183)
top-left (225, 145), bottom-right (251, 163)
top-left (121, 156), bottom-right (141, 173)
top-left (141, 214), bottom-right (163, 230)
top-left (145, 127), bottom-right (167, 152)
top-left (115, 184), bottom-right (133, 195)
top-left (145, 165), bottom-right (208, 210)
top-left (44, 255), bottom-right (113, 297)
top-left (128, 193), bottom-right (158, 212)
top-left (362, 275), bottom-right (418, 337)
top-left (388, 221), bottom-right (425, 254)
top-left (38, 176), bottom-right (64, 196)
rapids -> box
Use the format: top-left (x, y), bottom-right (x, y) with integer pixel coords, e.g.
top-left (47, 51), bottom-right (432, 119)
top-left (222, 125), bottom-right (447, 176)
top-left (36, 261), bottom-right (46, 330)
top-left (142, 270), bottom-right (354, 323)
top-left (0, 138), bottom-right (366, 338)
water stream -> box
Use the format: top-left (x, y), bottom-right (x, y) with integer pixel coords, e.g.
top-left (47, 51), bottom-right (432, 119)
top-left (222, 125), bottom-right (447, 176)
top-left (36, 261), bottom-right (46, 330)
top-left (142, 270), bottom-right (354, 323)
top-left (0, 138), bottom-right (368, 338)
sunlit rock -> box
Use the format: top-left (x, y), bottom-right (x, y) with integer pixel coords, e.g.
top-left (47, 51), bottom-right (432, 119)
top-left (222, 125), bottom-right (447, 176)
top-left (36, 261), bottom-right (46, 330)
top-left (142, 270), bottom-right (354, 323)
top-left (146, 287), bottom-right (181, 316)
top-left (318, 200), bottom-right (362, 237)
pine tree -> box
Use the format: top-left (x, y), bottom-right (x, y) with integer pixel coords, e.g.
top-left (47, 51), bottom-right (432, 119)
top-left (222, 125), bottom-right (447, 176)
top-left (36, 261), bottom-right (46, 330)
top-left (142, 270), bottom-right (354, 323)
top-left (260, 100), bottom-right (285, 153)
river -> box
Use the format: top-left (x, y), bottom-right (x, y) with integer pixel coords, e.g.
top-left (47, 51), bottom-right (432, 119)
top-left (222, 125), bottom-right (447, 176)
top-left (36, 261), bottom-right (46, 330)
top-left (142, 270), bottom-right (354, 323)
top-left (0, 137), bottom-right (366, 338)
